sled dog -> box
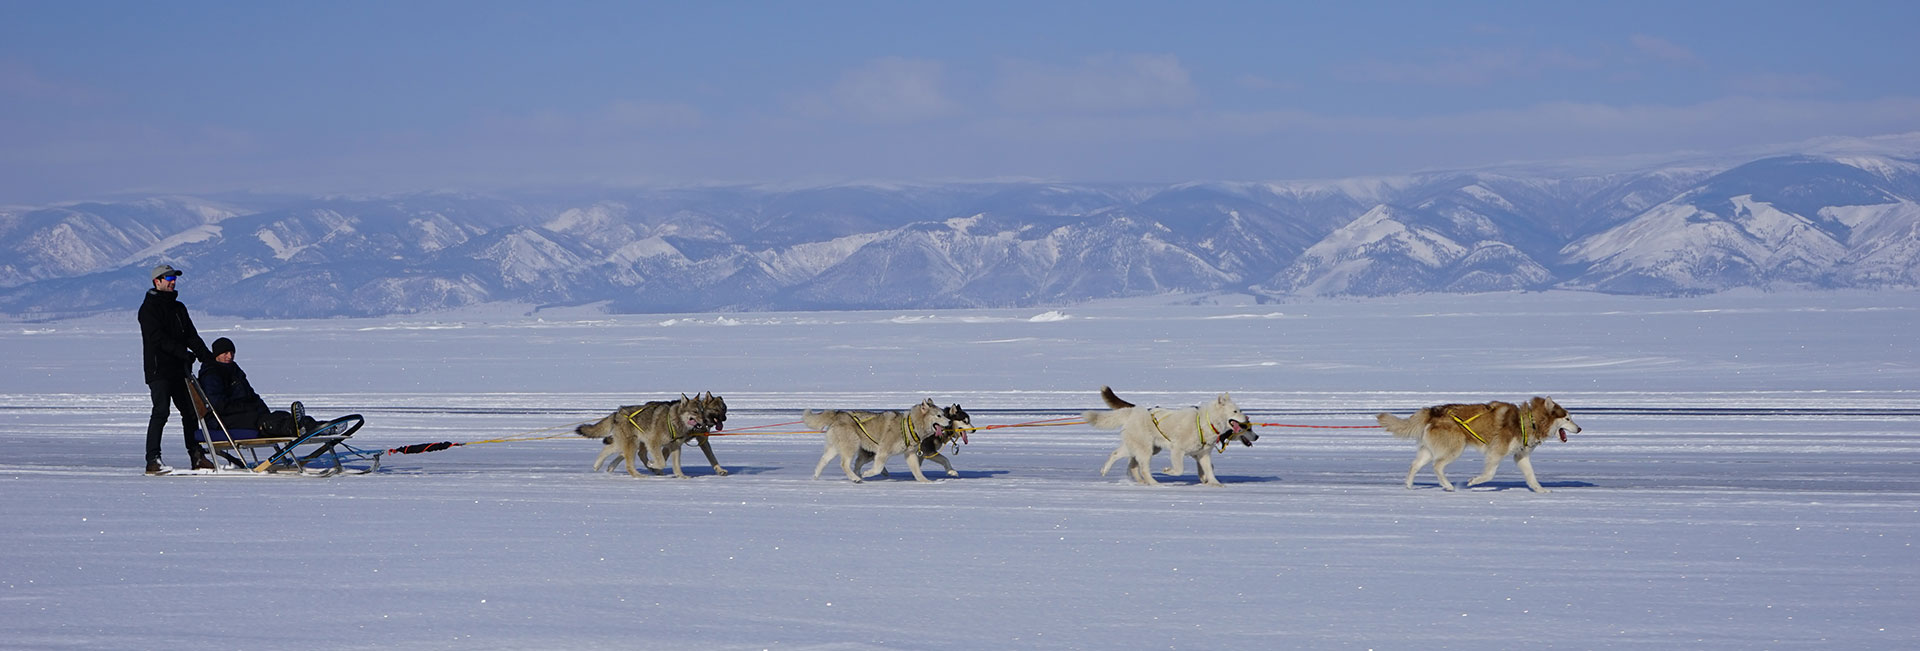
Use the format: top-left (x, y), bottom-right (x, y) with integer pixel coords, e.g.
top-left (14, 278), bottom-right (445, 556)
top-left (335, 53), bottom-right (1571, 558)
top-left (680, 391), bottom-right (730, 476)
top-left (806, 399), bottom-right (970, 483)
top-left (1376, 396), bottom-right (1581, 493)
top-left (576, 395), bottom-right (712, 478)
top-left (853, 403), bottom-right (971, 480)
top-left (1087, 386), bottom-right (1257, 486)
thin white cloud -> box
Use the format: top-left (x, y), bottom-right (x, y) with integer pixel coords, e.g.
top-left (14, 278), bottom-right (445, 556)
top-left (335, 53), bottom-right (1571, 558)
top-left (1629, 34), bottom-right (1704, 67)
top-left (1725, 73), bottom-right (1840, 96)
top-left (1234, 74), bottom-right (1300, 93)
top-left (880, 95), bottom-right (1920, 181)
top-left (600, 100), bottom-right (705, 130)
top-left (1339, 47), bottom-right (1600, 87)
top-left (0, 59), bottom-right (107, 105)
top-left (992, 54), bottom-right (1198, 113)
top-left (461, 100), bottom-right (704, 141)
top-left (789, 57), bottom-right (959, 124)
top-left (1193, 97), bottom-right (1920, 145)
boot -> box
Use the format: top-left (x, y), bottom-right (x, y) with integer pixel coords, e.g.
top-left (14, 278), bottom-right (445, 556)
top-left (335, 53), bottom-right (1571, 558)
top-left (190, 452), bottom-right (216, 471)
top-left (146, 459), bottom-right (172, 475)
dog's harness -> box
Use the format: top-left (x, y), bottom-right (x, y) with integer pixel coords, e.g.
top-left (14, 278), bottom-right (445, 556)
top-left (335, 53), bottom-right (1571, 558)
top-left (1450, 410), bottom-right (1487, 445)
top-left (900, 413), bottom-right (928, 449)
top-left (1450, 407), bottom-right (1542, 448)
top-left (1150, 408), bottom-right (1239, 453)
top-left (851, 415), bottom-right (883, 446)
top-left (850, 412), bottom-right (949, 455)
top-left (627, 408), bottom-right (703, 444)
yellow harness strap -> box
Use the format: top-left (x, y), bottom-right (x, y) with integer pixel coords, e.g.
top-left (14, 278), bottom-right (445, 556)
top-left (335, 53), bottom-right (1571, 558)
top-left (1149, 410), bottom-right (1175, 443)
top-left (631, 408), bottom-right (693, 442)
top-left (852, 415), bottom-right (881, 445)
top-left (1451, 411), bottom-right (1487, 445)
top-left (1151, 408), bottom-right (1228, 452)
top-left (1520, 409), bottom-right (1535, 447)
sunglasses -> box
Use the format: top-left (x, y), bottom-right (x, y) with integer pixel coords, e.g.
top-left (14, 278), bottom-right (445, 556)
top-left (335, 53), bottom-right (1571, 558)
top-left (160, 275), bottom-right (179, 281)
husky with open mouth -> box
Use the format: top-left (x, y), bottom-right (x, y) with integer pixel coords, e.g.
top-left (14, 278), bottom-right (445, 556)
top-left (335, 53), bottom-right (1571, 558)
top-left (1088, 386), bottom-right (1257, 486)
top-left (1377, 396), bottom-right (1581, 493)
top-left (806, 399), bottom-right (970, 483)
top-left (576, 395), bottom-right (712, 478)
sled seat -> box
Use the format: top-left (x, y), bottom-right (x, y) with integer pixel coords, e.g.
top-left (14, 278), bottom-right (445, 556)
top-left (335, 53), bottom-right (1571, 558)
top-left (184, 375), bottom-right (295, 462)
top-left (198, 432), bottom-right (297, 449)
top-left (188, 420), bottom-right (293, 448)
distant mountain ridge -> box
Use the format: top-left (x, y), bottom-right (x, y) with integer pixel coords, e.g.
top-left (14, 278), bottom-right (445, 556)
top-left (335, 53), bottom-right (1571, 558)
top-left (4, 143), bottom-right (1920, 319)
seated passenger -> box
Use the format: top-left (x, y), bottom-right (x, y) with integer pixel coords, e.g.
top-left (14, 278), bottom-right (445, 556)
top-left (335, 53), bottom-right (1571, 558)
top-left (199, 337), bottom-right (319, 440)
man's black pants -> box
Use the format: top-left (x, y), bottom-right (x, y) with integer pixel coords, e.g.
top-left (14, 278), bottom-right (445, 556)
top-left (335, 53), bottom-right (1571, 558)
top-left (145, 378), bottom-right (199, 463)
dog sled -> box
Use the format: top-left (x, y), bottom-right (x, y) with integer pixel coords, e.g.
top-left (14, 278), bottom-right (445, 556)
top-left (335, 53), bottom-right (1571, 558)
top-left (183, 375), bottom-right (381, 476)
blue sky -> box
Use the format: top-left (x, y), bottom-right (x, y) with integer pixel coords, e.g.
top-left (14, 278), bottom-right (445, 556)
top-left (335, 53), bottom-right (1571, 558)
top-left (3, 0), bottom-right (1917, 203)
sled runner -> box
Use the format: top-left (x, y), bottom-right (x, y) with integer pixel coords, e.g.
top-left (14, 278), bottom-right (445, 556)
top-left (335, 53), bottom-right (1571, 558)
top-left (185, 375), bottom-right (381, 476)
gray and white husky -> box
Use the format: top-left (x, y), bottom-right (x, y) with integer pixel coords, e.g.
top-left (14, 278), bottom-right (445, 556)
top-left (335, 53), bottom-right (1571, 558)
top-left (1086, 386), bottom-right (1257, 486)
top-left (805, 399), bottom-right (971, 483)
top-left (575, 395), bottom-right (712, 478)
top-left (680, 391), bottom-right (731, 476)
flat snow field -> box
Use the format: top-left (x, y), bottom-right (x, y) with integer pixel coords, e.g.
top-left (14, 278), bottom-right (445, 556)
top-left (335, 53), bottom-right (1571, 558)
top-left (3, 292), bottom-right (1916, 650)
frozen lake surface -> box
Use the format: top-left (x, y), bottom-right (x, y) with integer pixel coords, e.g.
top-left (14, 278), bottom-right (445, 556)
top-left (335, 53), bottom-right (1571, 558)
top-left (3, 291), bottom-right (1916, 649)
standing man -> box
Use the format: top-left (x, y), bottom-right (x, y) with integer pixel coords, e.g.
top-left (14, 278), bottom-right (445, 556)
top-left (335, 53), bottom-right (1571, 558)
top-left (139, 264), bottom-right (215, 474)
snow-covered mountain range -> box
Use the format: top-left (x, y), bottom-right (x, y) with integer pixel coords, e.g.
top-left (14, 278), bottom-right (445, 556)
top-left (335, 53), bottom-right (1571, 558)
top-left (5, 142), bottom-right (1919, 319)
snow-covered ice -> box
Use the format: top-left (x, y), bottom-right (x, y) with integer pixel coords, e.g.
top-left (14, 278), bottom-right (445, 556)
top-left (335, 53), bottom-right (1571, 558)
top-left (2, 291), bottom-right (1916, 649)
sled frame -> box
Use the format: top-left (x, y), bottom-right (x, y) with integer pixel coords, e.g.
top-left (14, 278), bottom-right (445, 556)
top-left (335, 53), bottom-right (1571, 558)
top-left (184, 375), bottom-right (380, 476)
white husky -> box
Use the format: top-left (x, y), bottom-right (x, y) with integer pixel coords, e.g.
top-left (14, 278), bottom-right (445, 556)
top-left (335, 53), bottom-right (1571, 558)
top-left (1085, 386), bottom-right (1257, 486)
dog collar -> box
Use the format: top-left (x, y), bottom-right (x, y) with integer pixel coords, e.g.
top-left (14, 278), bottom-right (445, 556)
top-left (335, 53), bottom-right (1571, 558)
top-left (1205, 417), bottom-right (1232, 452)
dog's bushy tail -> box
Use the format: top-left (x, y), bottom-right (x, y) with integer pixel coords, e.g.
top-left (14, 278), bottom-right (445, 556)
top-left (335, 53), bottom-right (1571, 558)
top-left (1082, 407), bottom-right (1132, 430)
top-left (576, 410), bottom-right (620, 443)
top-left (1376, 411), bottom-right (1424, 439)
top-left (801, 409), bottom-right (836, 432)
top-left (1084, 386), bottom-right (1137, 430)
top-left (1084, 387), bottom-right (1136, 430)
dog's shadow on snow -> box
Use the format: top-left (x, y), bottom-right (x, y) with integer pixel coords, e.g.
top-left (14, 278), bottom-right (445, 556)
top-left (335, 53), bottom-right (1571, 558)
top-left (1209, 473), bottom-right (1285, 484)
top-left (1412, 479), bottom-right (1598, 491)
top-left (1117, 473), bottom-right (1286, 485)
top-left (700, 465), bottom-right (782, 477)
top-left (862, 469), bottom-right (1012, 482)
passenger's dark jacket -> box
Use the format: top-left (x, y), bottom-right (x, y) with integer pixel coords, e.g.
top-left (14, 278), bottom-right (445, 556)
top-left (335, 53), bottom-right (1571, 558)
top-left (199, 359), bottom-right (271, 429)
top-left (138, 288), bottom-right (210, 384)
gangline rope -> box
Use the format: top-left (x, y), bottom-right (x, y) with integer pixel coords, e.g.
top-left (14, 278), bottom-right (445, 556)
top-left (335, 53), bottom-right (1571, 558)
top-left (384, 414), bottom-right (1381, 455)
